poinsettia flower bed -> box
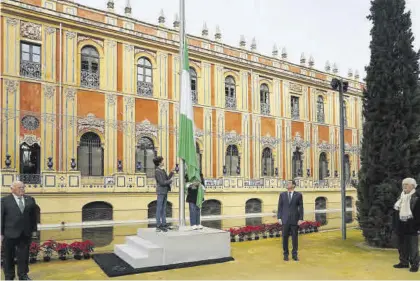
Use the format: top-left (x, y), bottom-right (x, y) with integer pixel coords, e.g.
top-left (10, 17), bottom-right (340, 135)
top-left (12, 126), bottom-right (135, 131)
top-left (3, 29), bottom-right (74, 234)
top-left (25, 240), bottom-right (95, 263)
top-left (228, 221), bottom-right (321, 242)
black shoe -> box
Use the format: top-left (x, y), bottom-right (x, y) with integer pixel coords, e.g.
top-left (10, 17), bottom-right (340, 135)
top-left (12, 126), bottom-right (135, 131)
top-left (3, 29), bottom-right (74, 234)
top-left (156, 227), bottom-right (162, 232)
top-left (283, 256), bottom-right (289, 261)
top-left (160, 226), bottom-right (168, 232)
top-left (409, 267), bottom-right (419, 272)
top-left (292, 256), bottom-right (299, 261)
top-left (393, 263), bottom-right (409, 268)
top-left (19, 275), bottom-right (32, 280)
top-left (5, 276), bottom-right (15, 281)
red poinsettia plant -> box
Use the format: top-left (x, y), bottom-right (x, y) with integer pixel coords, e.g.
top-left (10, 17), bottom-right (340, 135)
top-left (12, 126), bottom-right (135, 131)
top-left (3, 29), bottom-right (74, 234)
top-left (82, 240), bottom-right (94, 254)
top-left (41, 240), bottom-right (56, 257)
top-left (56, 242), bottom-right (70, 257)
top-left (69, 242), bottom-right (84, 255)
top-left (29, 242), bottom-right (40, 258)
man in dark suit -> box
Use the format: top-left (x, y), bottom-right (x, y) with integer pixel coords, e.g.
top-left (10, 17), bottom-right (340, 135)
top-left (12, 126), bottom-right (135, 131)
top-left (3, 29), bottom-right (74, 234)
top-left (154, 156), bottom-right (175, 232)
top-left (1, 181), bottom-right (38, 280)
top-left (277, 180), bottom-right (304, 261)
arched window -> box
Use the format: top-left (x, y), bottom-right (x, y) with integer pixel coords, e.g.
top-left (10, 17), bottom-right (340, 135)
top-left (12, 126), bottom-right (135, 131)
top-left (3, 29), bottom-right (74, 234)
top-left (78, 132), bottom-right (103, 176)
top-left (344, 154), bottom-right (351, 184)
top-left (190, 67), bottom-right (198, 104)
top-left (137, 57), bottom-right (153, 97)
top-left (135, 137), bottom-right (156, 178)
top-left (81, 46), bottom-right (100, 88)
top-left (319, 152), bottom-right (328, 180)
top-left (292, 148), bottom-right (303, 178)
top-left (196, 142), bottom-right (202, 172)
top-left (261, 147), bottom-right (274, 177)
top-left (260, 83), bottom-right (270, 115)
top-left (201, 200), bottom-right (222, 229)
top-left (19, 143), bottom-right (41, 184)
top-left (343, 100), bottom-right (348, 127)
top-left (345, 196), bottom-right (353, 223)
top-left (81, 202), bottom-right (113, 247)
top-left (245, 199), bottom-right (262, 226)
top-left (147, 200), bottom-right (173, 228)
top-left (291, 96), bottom-right (300, 119)
top-left (317, 96), bottom-right (325, 123)
top-left (315, 197), bottom-right (327, 226)
top-left (225, 76), bottom-right (236, 109)
top-left (225, 145), bottom-right (239, 176)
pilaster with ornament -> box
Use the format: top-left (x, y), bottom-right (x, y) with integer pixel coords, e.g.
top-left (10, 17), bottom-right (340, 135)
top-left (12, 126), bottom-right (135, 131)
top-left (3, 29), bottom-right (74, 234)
top-left (4, 17), bottom-right (20, 76)
top-left (272, 78), bottom-right (281, 117)
top-left (123, 44), bottom-right (135, 94)
top-left (304, 122), bottom-right (311, 177)
top-left (216, 110), bottom-right (225, 177)
top-left (276, 118), bottom-right (283, 179)
top-left (104, 40), bottom-right (117, 91)
top-left (204, 108), bottom-right (213, 177)
top-left (172, 55), bottom-right (180, 101)
top-left (241, 113), bottom-right (250, 178)
top-left (123, 96), bottom-right (135, 173)
top-left (283, 81), bottom-right (290, 119)
top-left (158, 101), bottom-right (169, 170)
top-left (157, 51), bottom-right (168, 99)
top-left (329, 126), bottom-right (336, 176)
top-left (43, 25), bottom-right (56, 81)
top-left (313, 125), bottom-right (319, 178)
top-left (63, 87), bottom-right (77, 171)
top-left (2, 79), bottom-right (20, 169)
top-left (252, 116), bottom-right (261, 177)
top-left (252, 72), bottom-right (259, 113)
top-left (63, 31), bottom-right (77, 85)
top-left (105, 93), bottom-right (117, 175)
top-left (215, 65), bottom-right (224, 108)
top-left (41, 84), bottom-right (57, 170)
top-left (172, 104), bottom-right (180, 171)
top-left (284, 119), bottom-right (292, 178)
top-left (203, 62), bottom-right (212, 106)
top-left (240, 70), bottom-right (249, 111)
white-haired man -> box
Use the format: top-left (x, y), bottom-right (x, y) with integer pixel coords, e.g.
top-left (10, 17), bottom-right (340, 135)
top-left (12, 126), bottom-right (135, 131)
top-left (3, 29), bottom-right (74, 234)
top-left (1, 181), bottom-right (38, 280)
top-left (393, 178), bottom-right (420, 273)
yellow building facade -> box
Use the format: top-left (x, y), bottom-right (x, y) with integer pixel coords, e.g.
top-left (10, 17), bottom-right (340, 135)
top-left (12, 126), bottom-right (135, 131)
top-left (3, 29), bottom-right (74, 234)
top-left (1, 0), bottom-right (364, 233)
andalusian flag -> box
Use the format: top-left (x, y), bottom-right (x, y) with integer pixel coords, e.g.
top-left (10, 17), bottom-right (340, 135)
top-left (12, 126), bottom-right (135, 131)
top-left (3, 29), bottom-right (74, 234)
top-left (178, 41), bottom-right (200, 181)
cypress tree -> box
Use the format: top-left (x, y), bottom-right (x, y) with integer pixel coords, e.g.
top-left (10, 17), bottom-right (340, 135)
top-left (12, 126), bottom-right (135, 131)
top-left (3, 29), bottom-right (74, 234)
top-left (357, 0), bottom-right (420, 247)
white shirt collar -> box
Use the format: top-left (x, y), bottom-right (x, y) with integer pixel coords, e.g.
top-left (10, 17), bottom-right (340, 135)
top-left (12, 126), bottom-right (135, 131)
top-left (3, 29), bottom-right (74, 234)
top-left (12, 193), bottom-right (23, 200)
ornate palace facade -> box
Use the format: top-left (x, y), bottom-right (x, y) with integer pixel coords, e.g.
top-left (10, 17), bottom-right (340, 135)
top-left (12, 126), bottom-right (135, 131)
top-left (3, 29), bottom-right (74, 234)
top-left (1, 0), bottom-right (363, 232)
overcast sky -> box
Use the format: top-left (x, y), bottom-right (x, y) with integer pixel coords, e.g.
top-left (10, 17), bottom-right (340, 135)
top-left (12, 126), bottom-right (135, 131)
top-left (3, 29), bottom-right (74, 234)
top-left (75, 0), bottom-right (420, 80)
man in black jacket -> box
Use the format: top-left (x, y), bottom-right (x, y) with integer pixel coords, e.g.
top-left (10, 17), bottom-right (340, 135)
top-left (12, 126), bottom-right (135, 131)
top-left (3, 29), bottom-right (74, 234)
top-left (1, 181), bottom-right (38, 280)
top-left (277, 180), bottom-right (304, 261)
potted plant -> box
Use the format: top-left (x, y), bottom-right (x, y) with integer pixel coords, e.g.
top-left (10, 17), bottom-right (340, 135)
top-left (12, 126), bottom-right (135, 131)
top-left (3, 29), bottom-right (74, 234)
top-left (29, 242), bottom-right (40, 263)
top-left (274, 222), bottom-right (282, 237)
top-left (243, 226), bottom-right (253, 241)
top-left (262, 224), bottom-right (268, 239)
top-left (41, 240), bottom-right (55, 262)
top-left (82, 240), bottom-right (94, 259)
top-left (253, 225), bottom-right (263, 240)
top-left (268, 223), bottom-right (276, 238)
top-left (238, 227), bottom-right (245, 242)
top-left (56, 243), bottom-right (69, 260)
top-left (228, 228), bottom-right (238, 242)
top-left (313, 221), bottom-right (321, 232)
top-left (70, 242), bottom-right (83, 260)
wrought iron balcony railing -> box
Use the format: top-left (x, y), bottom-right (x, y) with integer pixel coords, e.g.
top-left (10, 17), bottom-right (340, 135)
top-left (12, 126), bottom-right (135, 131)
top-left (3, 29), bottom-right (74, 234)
top-left (20, 61), bottom-right (41, 79)
top-left (191, 90), bottom-right (198, 104)
top-left (81, 70), bottom-right (100, 89)
top-left (225, 96), bottom-right (236, 109)
top-left (260, 103), bottom-right (270, 115)
top-left (18, 174), bottom-right (41, 184)
top-left (137, 81), bottom-right (153, 97)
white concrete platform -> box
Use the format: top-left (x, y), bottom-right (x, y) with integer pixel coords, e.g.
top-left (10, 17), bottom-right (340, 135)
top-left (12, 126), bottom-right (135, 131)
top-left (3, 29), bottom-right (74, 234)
top-left (114, 227), bottom-right (231, 269)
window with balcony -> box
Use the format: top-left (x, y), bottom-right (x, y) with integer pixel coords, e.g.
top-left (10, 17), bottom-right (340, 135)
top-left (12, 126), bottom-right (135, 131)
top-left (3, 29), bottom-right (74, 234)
top-left (20, 42), bottom-right (41, 79)
top-left (135, 137), bottom-right (156, 178)
top-left (261, 147), bottom-right (274, 176)
top-left (225, 144), bottom-right (239, 176)
top-left (344, 154), bottom-right (350, 184)
top-left (78, 132), bottom-right (103, 176)
top-left (292, 147), bottom-right (303, 178)
top-left (319, 152), bottom-right (328, 180)
top-left (291, 96), bottom-right (300, 120)
top-left (137, 57), bottom-right (153, 97)
top-left (260, 83), bottom-right (270, 115)
top-left (19, 143), bottom-right (41, 184)
top-left (81, 46), bottom-right (100, 88)
top-left (225, 76), bottom-right (236, 109)
top-left (190, 67), bottom-right (198, 104)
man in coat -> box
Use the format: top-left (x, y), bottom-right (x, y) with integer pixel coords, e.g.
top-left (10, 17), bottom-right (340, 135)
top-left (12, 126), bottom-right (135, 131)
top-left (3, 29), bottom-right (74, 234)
top-left (1, 181), bottom-right (38, 280)
top-left (153, 156), bottom-right (175, 232)
top-left (277, 180), bottom-right (304, 261)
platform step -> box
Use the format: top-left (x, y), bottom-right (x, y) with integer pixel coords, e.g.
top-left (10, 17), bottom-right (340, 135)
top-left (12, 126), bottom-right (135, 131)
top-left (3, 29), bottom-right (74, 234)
top-left (115, 244), bottom-right (158, 269)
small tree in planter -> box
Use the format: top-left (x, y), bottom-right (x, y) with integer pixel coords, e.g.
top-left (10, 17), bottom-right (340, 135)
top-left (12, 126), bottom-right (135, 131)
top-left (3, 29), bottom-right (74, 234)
top-left (70, 242), bottom-right (83, 260)
top-left (82, 240), bottom-right (94, 259)
top-left (41, 240), bottom-right (56, 262)
top-left (56, 243), bottom-right (70, 260)
top-left (29, 242), bottom-right (40, 263)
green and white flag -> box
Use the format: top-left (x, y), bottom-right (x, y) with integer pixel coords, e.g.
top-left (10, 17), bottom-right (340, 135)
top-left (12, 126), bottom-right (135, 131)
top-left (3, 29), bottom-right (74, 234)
top-left (178, 40), bottom-right (200, 181)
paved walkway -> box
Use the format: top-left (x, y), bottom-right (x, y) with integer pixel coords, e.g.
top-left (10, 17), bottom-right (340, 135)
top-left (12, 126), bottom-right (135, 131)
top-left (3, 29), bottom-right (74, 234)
top-left (3, 229), bottom-right (419, 279)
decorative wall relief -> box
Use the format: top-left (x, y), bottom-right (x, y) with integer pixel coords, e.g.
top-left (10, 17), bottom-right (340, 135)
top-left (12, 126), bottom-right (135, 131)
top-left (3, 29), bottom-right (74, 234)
top-left (135, 120), bottom-right (158, 138)
top-left (77, 35), bottom-right (104, 47)
top-left (289, 82), bottom-right (303, 93)
top-left (78, 113), bottom-right (105, 133)
top-left (20, 21), bottom-right (42, 41)
top-left (21, 115), bottom-right (40, 131)
top-left (223, 131), bottom-right (242, 145)
top-left (291, 133), bottom-right (310, 150)
top-left (20, 134), bottom-right (41, 146)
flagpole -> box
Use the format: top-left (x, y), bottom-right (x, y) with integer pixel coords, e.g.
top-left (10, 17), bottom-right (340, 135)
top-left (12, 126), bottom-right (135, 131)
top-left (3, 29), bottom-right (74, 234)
top-left (178, 0), bottom-right (186, 227)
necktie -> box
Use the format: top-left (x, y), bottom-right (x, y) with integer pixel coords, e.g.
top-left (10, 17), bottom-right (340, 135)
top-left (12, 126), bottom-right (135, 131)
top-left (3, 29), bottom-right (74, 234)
top-left (18, 197), bottom-right (24, 213)
top-left (288, 192), bottom-right (292, 203)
